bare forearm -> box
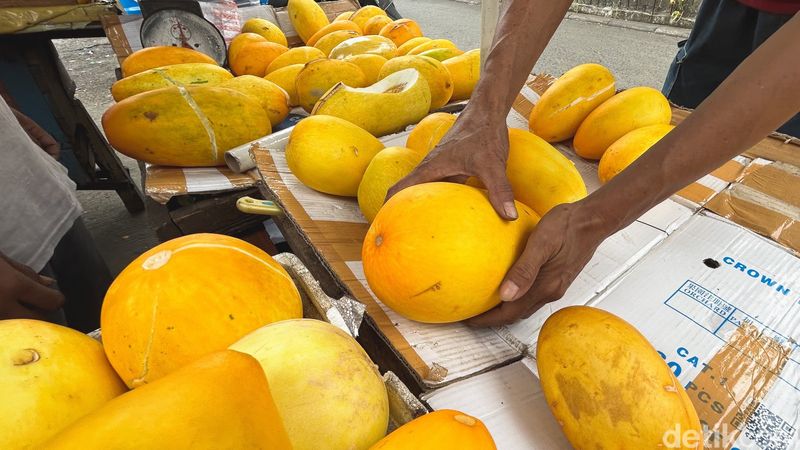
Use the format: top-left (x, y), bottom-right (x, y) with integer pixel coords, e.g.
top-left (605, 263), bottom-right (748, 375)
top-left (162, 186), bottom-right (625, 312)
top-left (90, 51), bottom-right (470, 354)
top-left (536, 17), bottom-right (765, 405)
top-left (468, 0), bottom-right (572, 121)
top-left (586, 14), bottom-right (800, 234)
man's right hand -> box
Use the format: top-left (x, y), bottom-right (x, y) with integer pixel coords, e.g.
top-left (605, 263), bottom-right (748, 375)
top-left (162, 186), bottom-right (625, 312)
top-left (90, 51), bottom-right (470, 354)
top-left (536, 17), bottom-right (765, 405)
top-left (0, 255), bottom-right (64, 320)
top-left (386, 112), bottom-right (519, 221)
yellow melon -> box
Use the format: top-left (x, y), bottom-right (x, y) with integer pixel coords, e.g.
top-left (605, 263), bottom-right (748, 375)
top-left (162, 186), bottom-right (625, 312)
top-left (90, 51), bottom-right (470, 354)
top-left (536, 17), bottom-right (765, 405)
top-left (357, 146), bottom-right (424, 222)
top-left (295, 58), bottom-right (367, 112)
top-left (573, 86), bottom-right (672, 160)
top-left (121, 46), bottom-right (218, 77)
top-left (442, 49), bottom-right (480, 101)
top-left (286, 115), bottom-right (384, 196)
top-left (363, 14), bottom-right (393, 35)
top-left (265, 63), bottom-right (305, 107)
top-left (328, 35), bottom-right (398, 60)
top-left (370, 410), bottom-right (497, 450)
top-left (396, 36), bottom-right (431, 56)
top-left (537, 306), bottom-right (702, 450)
top-left (334, 11), bottom-right (356, 21)
top-left (102, 86), bottom-right (270, 167)
top-left (265, 46), bottom-right (325, 74)
top-left (219, 75), bottom-right (290, 127)
top-left (407, 38), bottom-right (458, 55)
top-left (378, 18), bottom-right (423, 46)
top-left (345, 54), bottom-right (388, 84)
top-left (0, 320), bottom-right (126, 449)
top-left (362, 182), bottom-right (539, 323)
top-left (231, 319), bottom-right (389, 450)
top-left (349, 5), bottom-right (387, 31)
top-left (599, 124), bottom-right (674, 183)
top-left (228, 32), bottom-right (266, 65)
top-left (100, 233), bottom-right (302, 388)
top-left (306, 20), bottom-right (363, 46)
top-left (241, 18), bottom-right (288, 47)
top-left (43, 350), bottom-right (292, 450)
top-left (417, 47), bottom-right (463, 61)
top-left (405, 111), bottom-right (456, 155)
top-left (529, 63), bottom-right (616, 142)
top-left (288, 0), bottom-right (330, 43)
top-left (110, 63), bottom-right (233, 101)
top-left (379, 55), bottom-right (453, 110)
top-left (314, 29), bottom-right (362, 56)
top-left (230, 40), bottom-right (289, 77)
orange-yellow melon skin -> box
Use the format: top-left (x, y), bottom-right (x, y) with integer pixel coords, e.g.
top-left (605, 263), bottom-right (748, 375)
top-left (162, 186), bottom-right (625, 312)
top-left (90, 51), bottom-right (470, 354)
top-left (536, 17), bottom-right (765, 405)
top-left (537, 306), bottom-right (702, 450)
top-left (405, 112), bottom-right (456, 155)
top-left (362, 182), bottom-right (539, 323)
top-left (230, 41), bottom-right (289, 76)
top-left (529, 63), bottom-right (616, 143)
top-left (573, 86), bottom-right (672, 160)
top-left (349, 5), bottom-right (387, 31)
top-left (442, 49), bottom-right (480, 101)
top-left (101, 233), bottom-right (302, 388)
top-left (370, 410), bottom-right (497, 450)
top-left (363, 14), bottom-right (393, 35)
top-left (288, 0), bottom-right (331, 43)
top-left (378, 19), bottom-right (423, 46)
top-left (306, 20), bottom-right (363, 46)
top-left (228, 32), bottom-right (267, 65)
top-left (42, 350), bottom-right (293, 450)
top-left (121, 46), bottom-right (217, 77)
top-left (266, 46), bottom-right (326, 74)
top-left (0, 320), bottom-right (127, 449)
top-left (395, 36), bottom-right (431, 56)
top-left (241, 18), bottom-right (288, 47)
top-left (599, 123), bottom-right (674, 183)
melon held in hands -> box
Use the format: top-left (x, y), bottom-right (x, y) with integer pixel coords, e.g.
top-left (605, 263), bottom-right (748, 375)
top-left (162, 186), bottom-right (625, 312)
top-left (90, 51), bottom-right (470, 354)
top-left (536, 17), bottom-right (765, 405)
top-left (101, 233), bottom-right (302, 388)
top-left (231, 319), bottom-right (389, 450)
top-left (362, 182), bottom-right (539, 323)
top-left (313, 68), bottom-right (431, 137)
top-left (0, 320), bottom-right (126, 449)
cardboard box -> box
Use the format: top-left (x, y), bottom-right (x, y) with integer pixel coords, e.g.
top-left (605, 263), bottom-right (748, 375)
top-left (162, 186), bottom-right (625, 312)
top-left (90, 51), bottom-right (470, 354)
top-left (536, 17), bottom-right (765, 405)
top-left (252, 74), bottom-right (800, 447)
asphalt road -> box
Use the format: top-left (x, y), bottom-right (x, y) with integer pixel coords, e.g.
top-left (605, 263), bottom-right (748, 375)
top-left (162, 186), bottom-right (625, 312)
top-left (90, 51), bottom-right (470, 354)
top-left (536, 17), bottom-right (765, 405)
top-left (52, 1), bottom-right (683, 275)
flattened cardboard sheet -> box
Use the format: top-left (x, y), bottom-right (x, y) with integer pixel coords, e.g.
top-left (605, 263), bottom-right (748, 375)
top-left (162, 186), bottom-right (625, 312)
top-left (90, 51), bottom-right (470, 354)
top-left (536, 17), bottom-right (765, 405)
top-left (144, 164), bottom-right (258, 203)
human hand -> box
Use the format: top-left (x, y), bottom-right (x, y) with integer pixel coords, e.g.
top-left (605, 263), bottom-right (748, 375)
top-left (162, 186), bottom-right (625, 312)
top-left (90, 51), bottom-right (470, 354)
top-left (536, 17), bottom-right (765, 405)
top-left (467, 201), bottom-right (614, 327)
top-left (12, 108), bottom-right (61, 159)
top-left (387, 112), bottom-right (518, 220)
top-left (0, 254), bottom-right (65, 320)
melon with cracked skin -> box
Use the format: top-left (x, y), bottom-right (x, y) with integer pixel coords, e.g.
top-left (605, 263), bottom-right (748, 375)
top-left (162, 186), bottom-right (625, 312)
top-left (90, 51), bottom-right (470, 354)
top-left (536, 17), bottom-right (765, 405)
top-left (0, 320), bottom-right (126, 449)
top-left (220, 75), bottom-right (290, 127)
top-left (378, 55), bottom-right (454, 110)
top-left (537, 306), bottom-right (702, 450)
top-left (231, 319), bottom-right (389, 450)
top-left (102, 86), bottom-right (270, 167)
top-left (288, 0), bottom-right (330, 43)
top-left (362, 182), bottom-right (539, 323)
top-left (295, 58), bottom-right (367, 112)
top-left (328, 35), bottom-right (398, 60)
top-left (121, 46), bottom-right (217, 77)
top-left (369, 410), bottom-right (497, 450)
top-left (357, 146), bottom-right (424, 222)
top-left (285, 115), bottom-right (384, 196)
top-left (100, 233), bottom-right (302, 388)
top-left (42, 350), bottom-right (292, 450)
top-left (313, 68), bottom-right (431, 137)
top-left (110, 63), bottom-right (233, 101)
top-left (529, 63), bottom-right (616, 143)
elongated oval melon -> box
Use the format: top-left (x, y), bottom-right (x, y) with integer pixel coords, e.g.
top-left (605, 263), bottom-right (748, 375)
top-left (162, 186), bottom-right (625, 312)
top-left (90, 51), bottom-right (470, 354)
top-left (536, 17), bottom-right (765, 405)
top-left (121, 46), bottom-right (218, 77)
top-left (111, 63), bottom-right (233, 101)
top-left (537, 306), bottom-right (702, 450)
top-left (102, 86), bottom-right (270, 167)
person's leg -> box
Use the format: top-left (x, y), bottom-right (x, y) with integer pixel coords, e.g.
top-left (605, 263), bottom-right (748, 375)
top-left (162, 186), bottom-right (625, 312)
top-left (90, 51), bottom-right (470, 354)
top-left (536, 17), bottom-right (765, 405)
top-left (48, 217), bottom-right (113, 333)
top-left (662, 0), bottom-right (758, 109)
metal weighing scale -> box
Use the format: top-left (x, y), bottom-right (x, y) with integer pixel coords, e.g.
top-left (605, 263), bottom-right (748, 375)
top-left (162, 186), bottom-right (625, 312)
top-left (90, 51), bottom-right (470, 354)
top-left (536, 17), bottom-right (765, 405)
top-left (138, 0), bottom-right (228, 65)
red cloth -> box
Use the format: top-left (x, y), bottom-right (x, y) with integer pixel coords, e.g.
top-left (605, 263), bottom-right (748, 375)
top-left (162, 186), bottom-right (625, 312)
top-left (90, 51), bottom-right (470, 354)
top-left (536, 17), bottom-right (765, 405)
top-left (737, 0), bottom-right (800, 14)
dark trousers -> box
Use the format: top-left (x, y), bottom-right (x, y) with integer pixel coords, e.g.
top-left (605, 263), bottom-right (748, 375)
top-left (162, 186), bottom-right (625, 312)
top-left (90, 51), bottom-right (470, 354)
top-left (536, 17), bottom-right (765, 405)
top-left (662, 0), bottom-right (799, 137)
top-left (41, 217), bottom-right (112, 333)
